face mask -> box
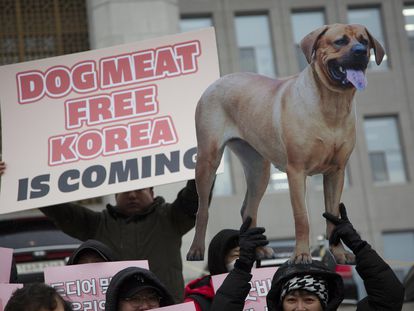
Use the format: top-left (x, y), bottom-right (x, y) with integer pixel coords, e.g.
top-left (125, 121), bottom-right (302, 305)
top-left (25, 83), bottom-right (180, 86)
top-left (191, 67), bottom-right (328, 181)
top-left (226, 259), bottom-right (237, 272)
top-left (226, 259), bottom-right (256, 272)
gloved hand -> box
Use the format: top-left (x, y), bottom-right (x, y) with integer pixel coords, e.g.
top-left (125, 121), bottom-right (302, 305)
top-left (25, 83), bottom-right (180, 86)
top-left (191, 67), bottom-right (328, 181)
top-left (234, 217), bottom-right (269, 273)
top-left (323, 203), bottom-right (367, 255)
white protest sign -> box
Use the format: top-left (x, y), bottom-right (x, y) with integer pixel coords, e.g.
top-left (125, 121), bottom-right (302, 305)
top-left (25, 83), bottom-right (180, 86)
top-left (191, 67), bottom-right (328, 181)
top-left (0, 28), bottom-right (220, 214)
top-left (0, 283), bottom-right (23, 310)
top-left (44, 260), bottom-right (148, 311)
top-left (0, 247), bottom-right (13, 283)
top-left (153, 302), bottom-right (196, 310)
top-left (212, 267), bottom-right (278, 311)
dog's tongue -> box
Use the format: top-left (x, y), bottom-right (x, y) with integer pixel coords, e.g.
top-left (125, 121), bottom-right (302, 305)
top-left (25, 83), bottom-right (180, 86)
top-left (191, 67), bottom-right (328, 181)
top-left (346, 69), bottom-right (367, 91)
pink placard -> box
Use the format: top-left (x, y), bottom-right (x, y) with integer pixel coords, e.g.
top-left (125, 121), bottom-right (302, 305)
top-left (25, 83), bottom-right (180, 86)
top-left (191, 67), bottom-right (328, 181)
top-left (212, 267), bottom-right (278, 311)
top-left (0, 283), bottom-right (23, 310)
top-left (153, 302), bottom-right (196, 310)
top-left (44, 260), bottom-right (148, 311)
top-left (0, 28), bottom-right (220, 214)
top-left (0, 247), bottom-right (13, 283)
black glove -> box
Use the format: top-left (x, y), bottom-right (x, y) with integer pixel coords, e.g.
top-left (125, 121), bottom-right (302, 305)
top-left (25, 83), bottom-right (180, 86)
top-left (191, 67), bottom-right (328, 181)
top-left (323, 203), bottom-right (367, 255)
top-left (234, 217), bottom-right (269, 273)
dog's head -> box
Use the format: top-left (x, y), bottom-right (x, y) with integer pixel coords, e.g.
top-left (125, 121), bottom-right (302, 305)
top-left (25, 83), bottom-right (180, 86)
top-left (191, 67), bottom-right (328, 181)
top-left (300, 23), bottom-right (385, 92)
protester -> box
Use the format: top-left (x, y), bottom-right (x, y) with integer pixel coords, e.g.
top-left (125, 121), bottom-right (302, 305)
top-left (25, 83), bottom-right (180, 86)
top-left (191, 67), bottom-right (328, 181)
top-left (105, 266), bottom-right (175, 311)
top-left (4, 283), bottom-right (72, 311)
top-left (38, 180), bottom-right (200, 302)
top-left (66, 239), bottom-right (119, 265)
top-left (211, 204), bottom-right (405, 311)
top-left (184, 228), bottom-right (239, 310)
top-left (0, 159), bottom-right (211, 302)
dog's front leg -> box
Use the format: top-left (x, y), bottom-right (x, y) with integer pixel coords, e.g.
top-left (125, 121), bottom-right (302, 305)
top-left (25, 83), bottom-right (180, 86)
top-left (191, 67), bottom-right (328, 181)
top-left (323, 169), bottom-right (355, 264)
top-left (286, 165), bottom-right (312, 264)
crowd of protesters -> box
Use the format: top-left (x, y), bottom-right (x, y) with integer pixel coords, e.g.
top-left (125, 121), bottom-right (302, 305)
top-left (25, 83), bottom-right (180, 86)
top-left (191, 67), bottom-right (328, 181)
top-left (0, 161), bottom-right (406, 310)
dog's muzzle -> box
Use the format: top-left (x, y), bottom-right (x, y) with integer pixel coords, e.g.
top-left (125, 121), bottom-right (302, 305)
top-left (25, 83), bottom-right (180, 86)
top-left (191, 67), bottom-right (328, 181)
top-left (328, 43), bottom-right (370, 90)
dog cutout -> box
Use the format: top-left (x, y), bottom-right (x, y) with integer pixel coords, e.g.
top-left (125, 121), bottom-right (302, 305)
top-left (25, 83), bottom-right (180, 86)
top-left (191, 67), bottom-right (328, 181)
top-left (187, 24), bottom-right (384, 264)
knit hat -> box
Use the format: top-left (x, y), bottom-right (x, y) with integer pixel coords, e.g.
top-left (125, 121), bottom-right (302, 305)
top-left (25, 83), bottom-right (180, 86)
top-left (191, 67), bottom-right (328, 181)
top-left (281, 274), bottom-right (329, 307)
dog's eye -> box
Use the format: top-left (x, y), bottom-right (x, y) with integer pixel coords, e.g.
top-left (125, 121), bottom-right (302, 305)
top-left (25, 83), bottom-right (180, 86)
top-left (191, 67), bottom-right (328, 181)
top-left (334, 38), bottom-right (349, 46)
top-left (360, 38), bottom-right (369, 46)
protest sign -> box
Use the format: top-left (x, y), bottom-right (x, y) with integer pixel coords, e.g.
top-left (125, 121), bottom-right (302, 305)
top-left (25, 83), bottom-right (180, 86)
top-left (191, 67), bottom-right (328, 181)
top-left (212, 267), bottom-right (278, 311)
top-left (0, 28), bottom-right (220, 214)
top-left (44, 260), bottom-right (148, 311)
top-left (0, 247), bottom-right (13, 283)
top-left (153, 302), bottom-right (196, 310)
top-left (0, 283), bottom-right (23, 310)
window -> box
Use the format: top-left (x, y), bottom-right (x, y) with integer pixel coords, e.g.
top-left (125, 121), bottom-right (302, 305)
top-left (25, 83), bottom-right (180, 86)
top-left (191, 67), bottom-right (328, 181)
top-left (234, 14), bottom-right (276, 77)
top-left (213, 150), bottom-right (234, 196)
top-left (268, 167), bottom-right (289, 192)
top-left (364, 117), bottom-right (407, 184)
top-left (291, 10), bottom-right (325, 71)
top-left (383, 231), bottom-right (414, 281)
top-left (0, 0), bottom-right (90, 65)
top-left (403, 4), bottom-right (414, 63)
top-left (179, 16), bottom-right (213, 33)
top-left (310, 167), bottom-right (351, 190)
top-left (348, 7), bottom-right (388, 70)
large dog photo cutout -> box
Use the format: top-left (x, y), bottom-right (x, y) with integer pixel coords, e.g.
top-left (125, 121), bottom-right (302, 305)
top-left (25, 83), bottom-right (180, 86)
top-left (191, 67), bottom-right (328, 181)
top-left (187, 24), bottom-right (384, 265)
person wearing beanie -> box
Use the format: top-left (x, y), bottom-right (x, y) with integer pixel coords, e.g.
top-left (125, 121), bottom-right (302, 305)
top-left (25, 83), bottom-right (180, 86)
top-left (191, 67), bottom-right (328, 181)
top-left (184, 228), bottom-right (239, 310)
top-left (105, 266), bottom-right (175, 311)
top-left (210, 203), bottom-right (405, 311)
top-left (66, 239), bottom-right (120, 265)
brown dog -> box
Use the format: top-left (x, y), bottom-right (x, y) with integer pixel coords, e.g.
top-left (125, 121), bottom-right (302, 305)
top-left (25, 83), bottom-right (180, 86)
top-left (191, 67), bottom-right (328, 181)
top-left (187, 24), bottom-right (384, 264)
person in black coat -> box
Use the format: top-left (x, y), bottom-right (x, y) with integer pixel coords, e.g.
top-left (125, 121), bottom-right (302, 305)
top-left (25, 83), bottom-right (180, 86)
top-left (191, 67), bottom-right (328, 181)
top-left (211, 203), bottom-right (405, 311)
top-left (66, 239), bottom-right (119, 265)
top-left (105, 266), bottom-right (175, 311)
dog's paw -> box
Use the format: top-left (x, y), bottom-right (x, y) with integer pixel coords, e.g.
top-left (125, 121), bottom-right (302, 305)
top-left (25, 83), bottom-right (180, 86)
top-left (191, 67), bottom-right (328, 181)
top-left (288, 252), bottom-right (313, 264)
top-left (330, 244), bottom-right (355, 265)
top-left (256, 246), bottom-right (275, 259)
top-left (186, 248), bottom-right (205, 261)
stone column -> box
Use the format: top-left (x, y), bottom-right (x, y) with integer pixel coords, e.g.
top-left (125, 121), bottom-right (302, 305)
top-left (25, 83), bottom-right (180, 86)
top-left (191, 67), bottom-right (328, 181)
top-left (87, 0), bottom-right (179, 49)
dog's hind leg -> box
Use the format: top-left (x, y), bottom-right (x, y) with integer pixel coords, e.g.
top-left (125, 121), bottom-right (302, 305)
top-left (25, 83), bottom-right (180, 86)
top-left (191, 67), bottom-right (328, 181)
top-left (229, 139), bottom-right (274, 259)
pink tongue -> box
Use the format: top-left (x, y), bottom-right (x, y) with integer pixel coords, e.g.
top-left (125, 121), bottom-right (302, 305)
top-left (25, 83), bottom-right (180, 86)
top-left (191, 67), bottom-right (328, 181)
top-left (346, 69), bottom-right (367, 90)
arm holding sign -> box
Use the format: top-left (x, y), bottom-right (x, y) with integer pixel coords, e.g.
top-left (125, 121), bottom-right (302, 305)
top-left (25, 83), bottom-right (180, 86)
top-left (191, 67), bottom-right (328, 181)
top-left (323, 203), bottom-right (404, 310)
top-left (40, 203), bottom-right (101, 241)
top-left (169, 179), bottom-right (205, 235)
top-left (210, 217), bottom-right (268, 311)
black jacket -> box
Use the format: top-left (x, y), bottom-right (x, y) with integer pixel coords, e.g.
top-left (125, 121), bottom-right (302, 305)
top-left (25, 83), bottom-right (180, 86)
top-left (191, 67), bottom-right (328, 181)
top-left (211, 243), bottom-right (405, 311)
top-left (105, 266), bottom-right (175, 311)
top-left (41, 180), bottom-right (199, 302)
top-left (66, 239), bottom-right (119, 265)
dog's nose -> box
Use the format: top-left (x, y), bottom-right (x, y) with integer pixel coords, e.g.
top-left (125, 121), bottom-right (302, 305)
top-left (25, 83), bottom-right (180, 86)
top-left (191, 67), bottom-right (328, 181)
top-left (351, 43), bottom-right (367, 56)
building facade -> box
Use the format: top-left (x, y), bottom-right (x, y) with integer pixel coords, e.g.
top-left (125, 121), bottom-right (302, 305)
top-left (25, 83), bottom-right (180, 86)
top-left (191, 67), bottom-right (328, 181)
top-left (1, 0), bottom-right (414, 283)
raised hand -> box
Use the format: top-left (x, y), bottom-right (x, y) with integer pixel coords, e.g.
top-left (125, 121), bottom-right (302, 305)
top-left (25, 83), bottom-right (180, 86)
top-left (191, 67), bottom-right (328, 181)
top-left (323, 203), bottom-right (367, 255)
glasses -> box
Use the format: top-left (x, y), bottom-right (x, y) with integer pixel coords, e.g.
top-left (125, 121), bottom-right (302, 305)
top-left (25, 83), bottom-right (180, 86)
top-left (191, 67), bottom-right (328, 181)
top-left (121, 292), bottom-right (161, 308)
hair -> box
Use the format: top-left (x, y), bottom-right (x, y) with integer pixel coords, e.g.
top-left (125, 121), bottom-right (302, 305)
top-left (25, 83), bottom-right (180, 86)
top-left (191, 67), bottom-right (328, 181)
top-left (5, 283), bottom-right (72, 311)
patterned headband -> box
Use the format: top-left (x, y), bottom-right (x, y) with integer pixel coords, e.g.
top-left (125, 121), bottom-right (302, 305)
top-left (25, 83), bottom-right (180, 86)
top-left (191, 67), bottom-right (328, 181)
top-left (281, 274), bottom-right (329, 307)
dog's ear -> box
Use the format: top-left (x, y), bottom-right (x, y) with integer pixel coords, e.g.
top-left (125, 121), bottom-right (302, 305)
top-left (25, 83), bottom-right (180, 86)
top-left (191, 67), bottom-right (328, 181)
top-left (300, 25), bottom-right (329, 64)
top-left (365, 28), bottom-right (385, 65)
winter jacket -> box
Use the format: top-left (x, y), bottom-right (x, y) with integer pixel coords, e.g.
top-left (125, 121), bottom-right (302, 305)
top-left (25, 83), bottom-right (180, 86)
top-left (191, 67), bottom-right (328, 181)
top-left (105, 266), bottom-right (175, 311)
top-left (184, 275), bottom-right (215, 311)
top-left (66, 239), bottom-right (119, 265)
top-left (184, 229), bottom-right (239, 311)
top-left (40, 180), bottom-right (198, 303)
top-left (210, 243), bottom-right (405, 311)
